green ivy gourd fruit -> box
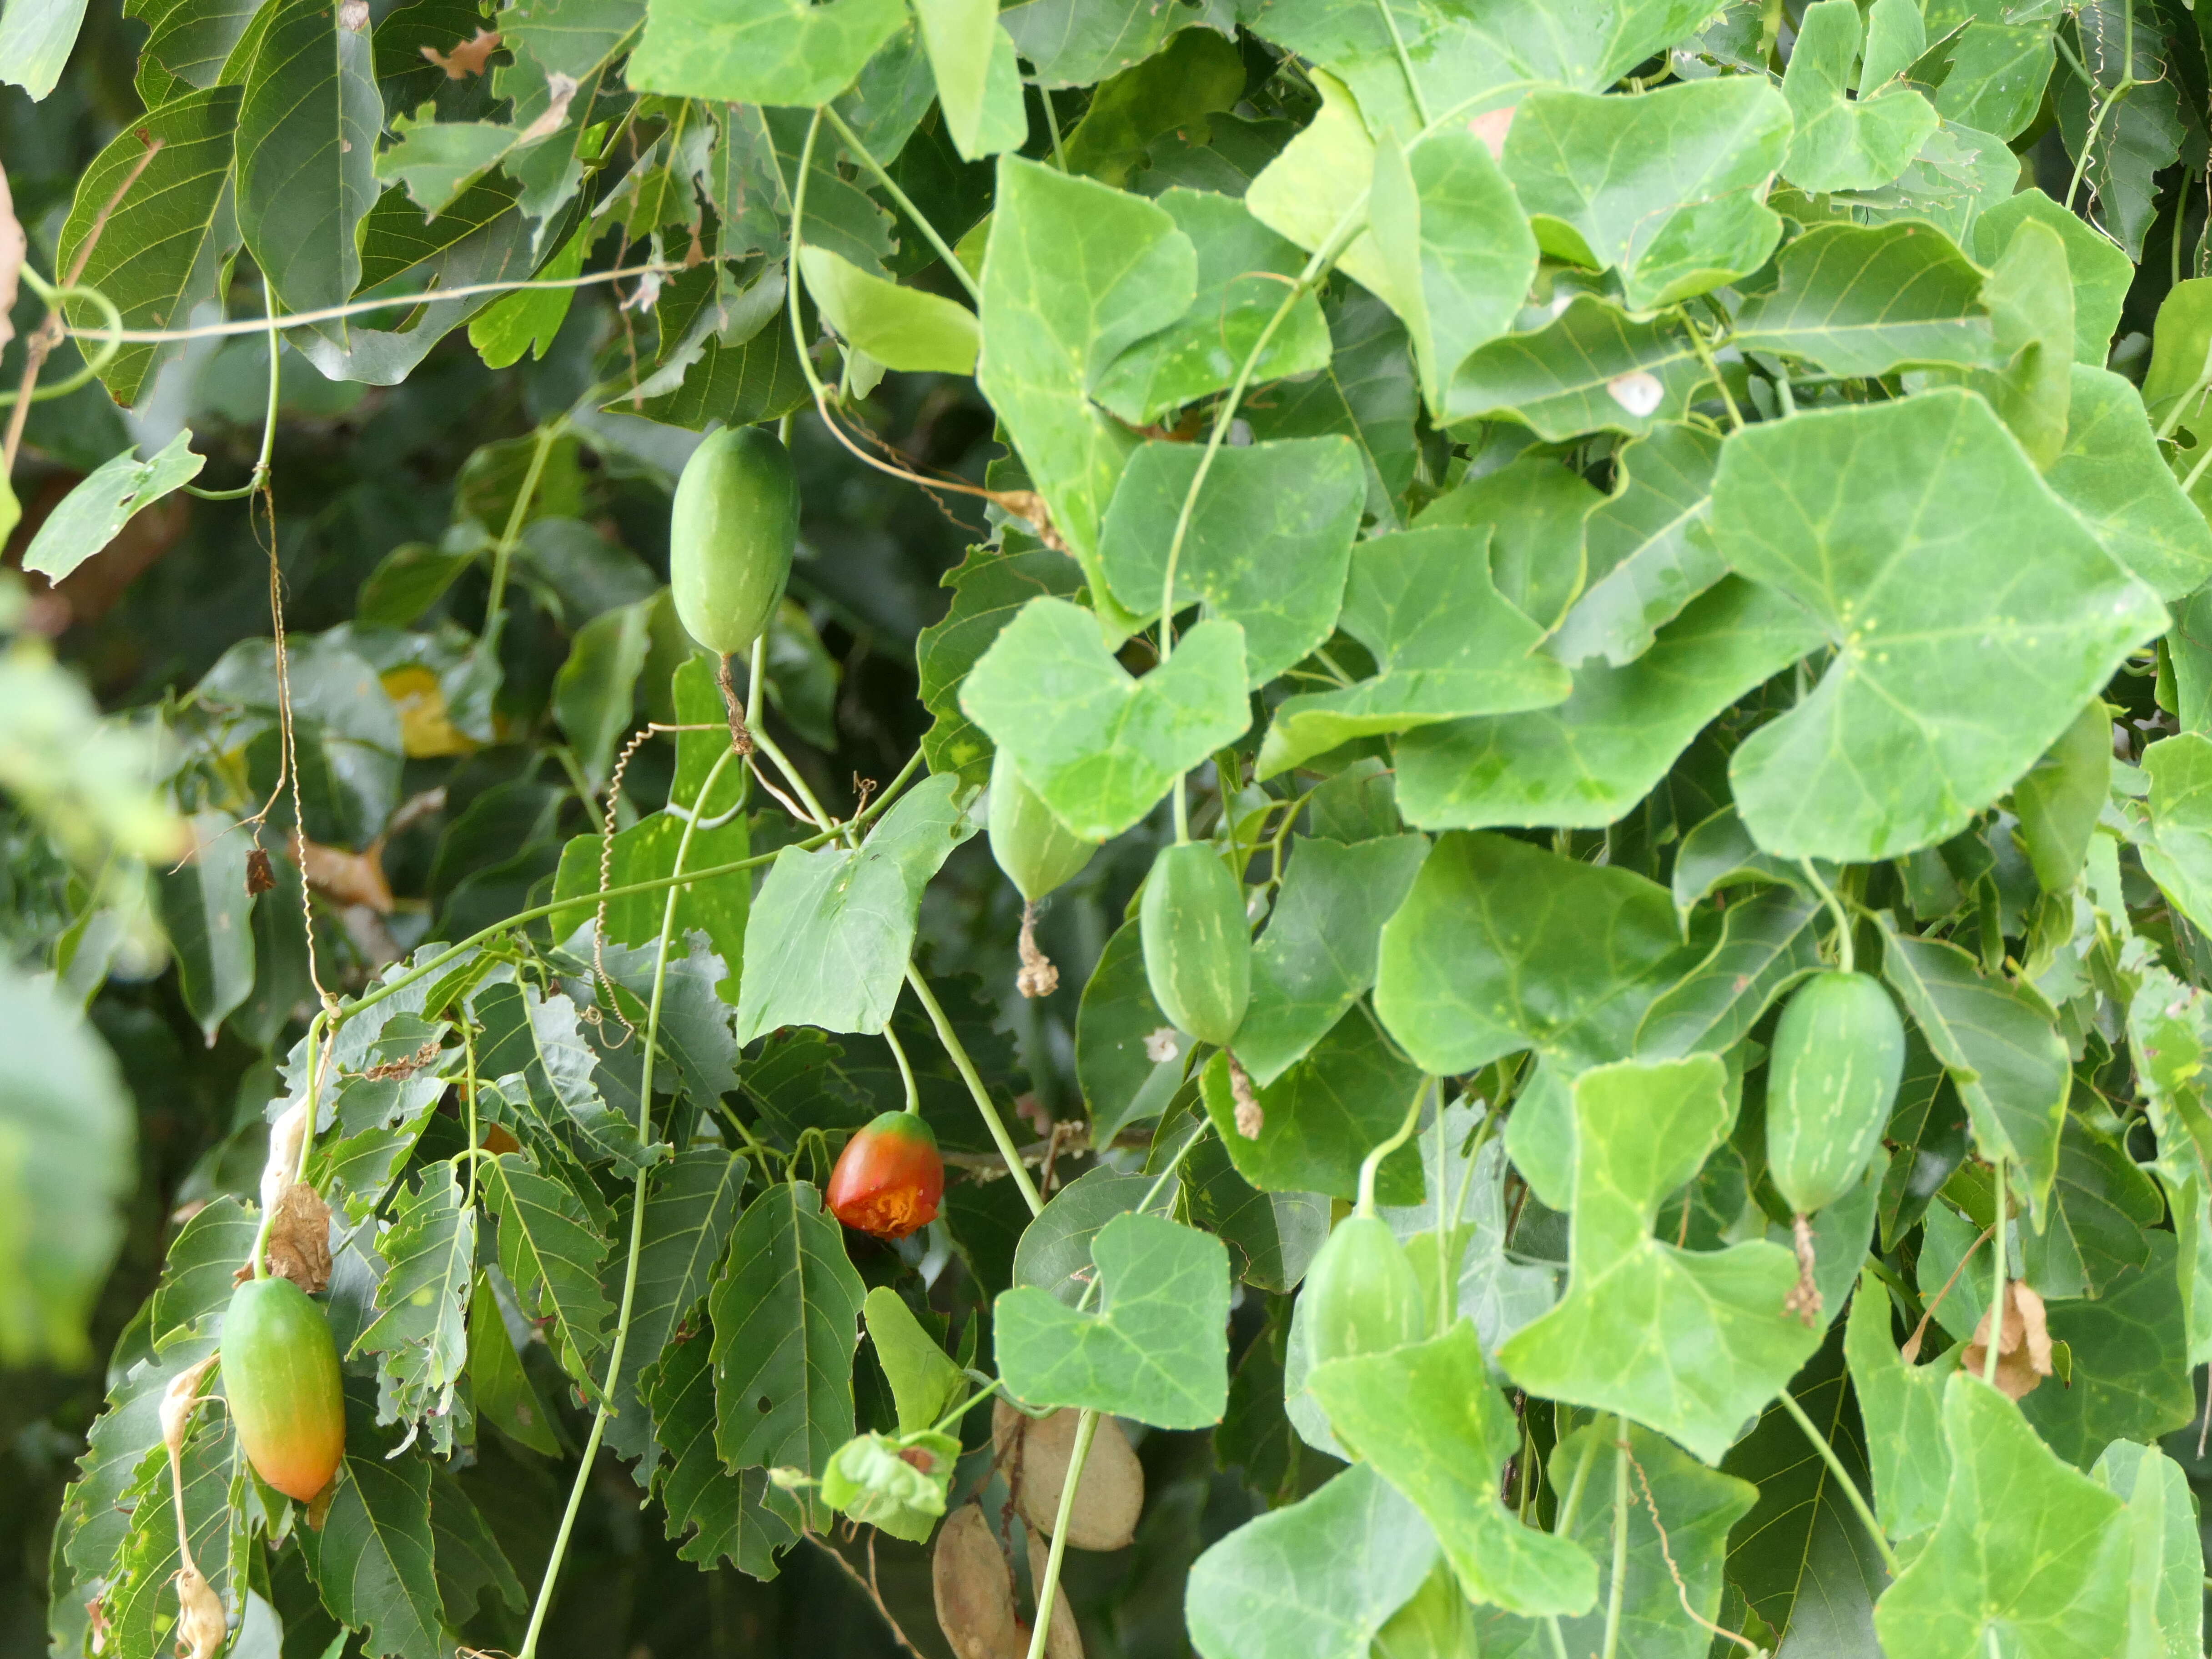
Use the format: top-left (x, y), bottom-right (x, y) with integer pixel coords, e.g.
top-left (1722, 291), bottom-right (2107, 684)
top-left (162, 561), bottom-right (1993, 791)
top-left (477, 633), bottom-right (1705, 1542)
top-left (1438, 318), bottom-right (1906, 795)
top-left (1765, 970), bottom-right (1905, 1320)
top-left (1304, 1213), bottom-right (1425, 1367)
top-left (669, 424), bottom-right (799, 659)
top-left (989, 747), bottom-right (1099, 999)
top-left (988, 747), bottom-right (1096, 903)
top-left (1138, 841), bottom-right (1250, 1048)
top-left (221, 1276), bottom-right (346, 1502)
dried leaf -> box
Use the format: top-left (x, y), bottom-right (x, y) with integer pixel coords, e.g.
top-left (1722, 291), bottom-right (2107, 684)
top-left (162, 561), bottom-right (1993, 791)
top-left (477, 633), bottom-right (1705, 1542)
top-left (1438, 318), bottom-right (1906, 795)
top-left (264, 1181), bottom-right (332, 1294)
top-left (245, 847), bottom-right (275, 896)
top-left (160, 1354), bottom-right (221, 1458)
top-left (170, 1565), bottom-right (225, 1659)
top-left (1961, 1278), bottom-right (2054, 1400)
top-left (290, 832), bottom-right (393, 913)
top-left (516, 73), bottom-right (579, 144)
top-left (421, 27), bottom-right (500, 78)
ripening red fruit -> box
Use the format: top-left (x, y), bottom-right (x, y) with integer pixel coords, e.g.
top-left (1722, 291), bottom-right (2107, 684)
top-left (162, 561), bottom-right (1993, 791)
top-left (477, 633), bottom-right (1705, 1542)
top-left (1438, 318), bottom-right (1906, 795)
top-left (826, 1111), bottom-right (945, 1241)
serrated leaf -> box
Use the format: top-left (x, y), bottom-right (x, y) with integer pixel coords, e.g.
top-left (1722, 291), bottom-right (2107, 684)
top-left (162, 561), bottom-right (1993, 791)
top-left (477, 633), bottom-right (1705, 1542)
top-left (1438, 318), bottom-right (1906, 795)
top-left (1496, 1056), bottom-right (1823, 1463)
top-left (100, 1360), bottom-right (235, 1659)
top-left (149, 1195), bottom-right (256, 1345)
top-left (710, 1181), bottom-right (867, 1494)
top-left (22, 432), bottom-right (206, 583)
top-left (354, 1161), bottom-right (476, 1432)
top-left (1397, 577), bottom-right (1822, 832)
top-left (602, 1147), bottom-right (744, 1473)
top-left (473, 980), bottom-right (659, 1171)
top-left (485, 1151), bottom-right (613, 1388)
top-left (734, 775), bottom-right (976, 1043)
top-left (649, 1318), bottom-right (800, 1578)
top-left (1310, 1322), bottom-right (1598, 1615)
top-left (1714, 389), bottom-right (2166, 862)
top-left (1729, 220), bottom-right (1996, 377)
top-left (429, 1468), bottom-right (523, 1622)
top-left (588, 929), bottom-right (740, 1104)
top-left (297, 1382), bottom-right (446, 1659)
top-left (960, 598), bottom-right (1250, 840)
top-left (1503, 77), bottom-right (1791, 312)
top-left (995, 1210), bottom-right (1230, 1428)
top-left (628, 0), bottom-right (905, 104)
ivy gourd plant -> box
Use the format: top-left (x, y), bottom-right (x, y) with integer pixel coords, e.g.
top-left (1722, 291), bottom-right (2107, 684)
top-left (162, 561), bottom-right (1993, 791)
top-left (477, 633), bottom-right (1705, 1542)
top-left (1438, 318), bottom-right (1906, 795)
top-left (8, 0), bottom-right (2212, 1654)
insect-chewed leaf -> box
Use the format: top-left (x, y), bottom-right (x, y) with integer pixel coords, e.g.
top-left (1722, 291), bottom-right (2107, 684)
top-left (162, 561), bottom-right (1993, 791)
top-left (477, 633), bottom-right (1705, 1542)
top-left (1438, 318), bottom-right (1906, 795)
top-left (485, 1150), bottom-right (613, 1387)
top-left (353, 1161), bottom-right (476, 1440)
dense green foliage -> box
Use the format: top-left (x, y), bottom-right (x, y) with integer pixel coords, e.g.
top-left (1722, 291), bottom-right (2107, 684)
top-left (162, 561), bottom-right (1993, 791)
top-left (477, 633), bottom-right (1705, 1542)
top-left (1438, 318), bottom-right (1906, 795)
top-left (13, 0), bottom-right (2212, 1654)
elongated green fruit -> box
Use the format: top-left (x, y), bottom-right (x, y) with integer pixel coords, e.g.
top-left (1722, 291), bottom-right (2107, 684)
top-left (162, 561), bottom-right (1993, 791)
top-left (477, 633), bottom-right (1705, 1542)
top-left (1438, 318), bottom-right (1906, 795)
top-left (222, 1276), bottom-right (346, 1502)
top-left (1765, 970), bottom-right (1906, 1215)
top-left (987, 748), bottom-right (1096, 902)
top-left (1139, 841), bottom-right (1250, 1046)
top-left (1305, 1214), bottom-right (1424, 1366)
top-left (669, 425), bottom-right (799, 656)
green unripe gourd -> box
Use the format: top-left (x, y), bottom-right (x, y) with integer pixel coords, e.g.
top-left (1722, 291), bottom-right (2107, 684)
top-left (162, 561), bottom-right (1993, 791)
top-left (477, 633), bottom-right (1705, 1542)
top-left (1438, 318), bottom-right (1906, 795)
top-left (1139, 841), bottom-right (1250, 1047)
top-left (1765, 970), bottom-right (1906, 1216)
top-left (221, 1276), bottom-right (346, 1502)
top-left (669, 425), bottom-right (799, 658)
top-left (987, 747), bottom-right (1096, 902)
top-left (1304, 1214), bottom-right (1425, 1366)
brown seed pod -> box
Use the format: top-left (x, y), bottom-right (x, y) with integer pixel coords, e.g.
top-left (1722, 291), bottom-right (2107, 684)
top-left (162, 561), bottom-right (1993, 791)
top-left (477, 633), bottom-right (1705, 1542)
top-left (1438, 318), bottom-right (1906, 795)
top-left (932, 1503), bottom-right (1022, 1659)
top-left (992, 1403), bottom-right (1143, 1552)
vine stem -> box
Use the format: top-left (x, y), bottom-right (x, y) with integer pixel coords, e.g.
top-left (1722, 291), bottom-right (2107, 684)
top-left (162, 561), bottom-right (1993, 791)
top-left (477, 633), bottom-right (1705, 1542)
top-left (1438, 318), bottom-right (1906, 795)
top-left (484, 418), bottom-right (565, 630)
top-left (906, 965), bottom-right (1045, 1217)
top-left (517, 741), bottom-right (742, 1659)
top-left (1022, 1408), bottom-right (1098, 1659)
top-left (1798, 859), bottom-right (1853, 974)
top-left (184, 275), bottom-right (281, 500)
top-left (1775, 1388), bottom-right (1901, 1577)
top-left (818, 105), bottom-right (980, 306)
top-left (61, 262), bottom-right (680, 346)
top-left (1984, 1157), bottom-right (2008, 1388)
top-left (1155, 186), bottom-right (1373, 842)
top-left (1599, 1435), bottom-right (1631, 1659)
top-left (1357, 1076), bottom-right (1430, 1215)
